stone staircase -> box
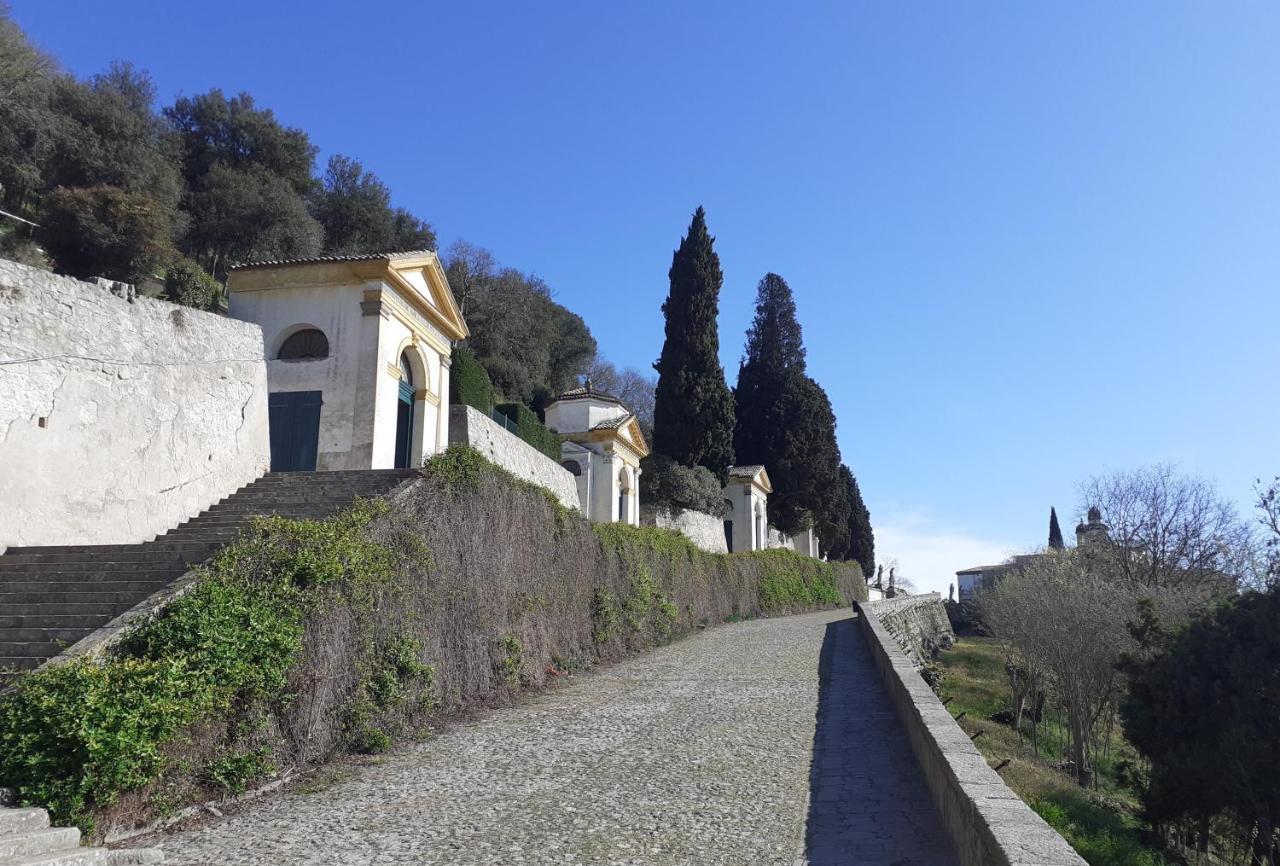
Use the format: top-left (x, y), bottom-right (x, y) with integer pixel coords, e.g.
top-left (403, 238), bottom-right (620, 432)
top-left (0, 469), bottom-right (419, 684)
top-left (0, 805), bottom-right (160, 865)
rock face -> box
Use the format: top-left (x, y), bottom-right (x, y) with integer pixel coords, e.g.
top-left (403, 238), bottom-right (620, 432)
top-left (0, 259), bottom-right (271, 552)
top-left (862, 593), bottom-right (955, 667)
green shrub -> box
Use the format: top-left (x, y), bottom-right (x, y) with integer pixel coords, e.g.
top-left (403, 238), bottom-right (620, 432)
top-left (639, 453), bottom-right (728, 516)
top-left (495, 402), bottom-right (562, 460)
top-left (450, 345), bottom-right (495, 412)
top-left (0, 500), bottom-right (403, 832)
top-left (746, 548), bottom-right (846, 613)
top-left (163, 259), bottom-right (221, 310)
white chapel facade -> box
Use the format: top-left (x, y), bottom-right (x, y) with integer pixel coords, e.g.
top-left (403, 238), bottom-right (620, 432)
top-left (544, 385), bottom-right (649, 525)
top-left (227, 251), bottom-right (469, 472)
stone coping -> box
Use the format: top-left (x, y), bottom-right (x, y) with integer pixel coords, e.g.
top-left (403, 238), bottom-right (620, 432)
top-left (854, 601), bottom-right (1088, 866)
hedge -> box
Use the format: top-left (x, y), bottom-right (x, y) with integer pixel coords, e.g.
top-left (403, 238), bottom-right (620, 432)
top-left (449, 345), bottom-right (495, 412)
top-left (496, 402), bottom-right (562, 460)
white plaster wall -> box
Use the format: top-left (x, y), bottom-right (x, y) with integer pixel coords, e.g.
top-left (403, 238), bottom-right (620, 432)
top-left (643, 506), bottom-right (728, 554)
top-left (448, 405), bottom-right (579, 509)
top-left (228, 283), bottom-right (370, 469)
top-left (0, 260), bottom-right (270, 550)
top-left (543, 398), bottom-right (626, 436)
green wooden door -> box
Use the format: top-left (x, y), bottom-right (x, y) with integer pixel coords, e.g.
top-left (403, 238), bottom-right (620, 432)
top-left (268, 390), bottom-right (322, 471)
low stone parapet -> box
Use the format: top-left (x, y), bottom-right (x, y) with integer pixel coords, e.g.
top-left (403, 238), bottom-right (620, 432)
top-left (863, 592), bottom-right (955, 667)
top-left (855, 601), bottom-right (1087, 866)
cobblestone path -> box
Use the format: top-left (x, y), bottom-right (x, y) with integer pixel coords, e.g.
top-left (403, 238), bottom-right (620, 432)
top-left (140, 610), bottom-right (957, 865)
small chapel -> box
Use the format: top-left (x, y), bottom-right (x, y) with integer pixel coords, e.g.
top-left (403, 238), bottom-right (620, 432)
top-left (226, 251), bottom-right (469, 472)
top-left (544, 383), bottom-right (649, 525)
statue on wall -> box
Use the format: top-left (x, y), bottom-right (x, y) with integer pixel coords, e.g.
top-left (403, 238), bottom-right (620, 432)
top-left (949, 582), bottom-right (955, 603)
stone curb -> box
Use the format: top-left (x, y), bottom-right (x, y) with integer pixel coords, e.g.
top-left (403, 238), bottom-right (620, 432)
top-left (854, 601), bottom-right (1088, 866)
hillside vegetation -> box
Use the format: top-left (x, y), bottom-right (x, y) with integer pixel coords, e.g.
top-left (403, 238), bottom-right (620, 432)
top-left (0, 447), bottom-right (862, 839)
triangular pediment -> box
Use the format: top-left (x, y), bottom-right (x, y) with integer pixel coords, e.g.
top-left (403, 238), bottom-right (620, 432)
top-left (385, 255), bottom-right (469, 340)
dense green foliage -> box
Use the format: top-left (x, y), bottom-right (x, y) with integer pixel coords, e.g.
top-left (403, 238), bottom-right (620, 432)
top-left (496, 402), bottom-right (562, 460)
top-left (732, 273), bottom-right (858, 552)
top-left (444, 241), bottom-right (597, 407)
top-left (826, 465), bottom-right (875, 579)
top-left (1123, 587), bottom-right (1280, 859)
top-left (938, 638), bottom-right (1165, 866)
top-left (162, 258), bottom-right (220, 310)
top-left (0, 501), bottom-right (400, 834)
top-left (0, 14), bottom-right (434, 286)
top-left (450, 345), bottom-right (496, 412)
top-left (651, 207), bottom-right (737, 477)
top-left (1049, 507), bottom-right (1065, 550)
top-left (638, 453), bottom-right (728, 516)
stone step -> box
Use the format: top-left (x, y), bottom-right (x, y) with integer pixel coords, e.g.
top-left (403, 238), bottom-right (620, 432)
top-left (0, 656), bottom-right (46, 672)
top-left (0, 807), bottom-right (49, 837)
top-left (0, 565), bottom-right (185, 580)
top-left (3, 541), bottom-right (219, 556)
top-left (0, 826), bottom-right (80, 860)
top-left (0, 642), bottom-right (62, 659)
top-left (0, 614), bottom-right (114, 630)
top-left (0, 590), bottom-right (161, 605)
top-left (0, 551), bottom-right (211, 568)
top-left (0, 603), bottom-right (123, 616)
top-left (0, 580), bottom-right (175, 595)
top-left (0, 625), bottom-right (110, 643)
top-left (201, 498), bottom-right (368, 513)
top-left (4, 847), bottom-right (110, 866)
top-left (260, 469), bottom-right (418, 481)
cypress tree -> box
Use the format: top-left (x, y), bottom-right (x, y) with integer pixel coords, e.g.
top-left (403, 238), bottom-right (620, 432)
top-left (764, 375), bottom-right (844, 535)
top-left (1049, 506), bottom-right (1065, 550)
top-left (842, 465), bottom-right (876, 579)
top-left (651, 207), bottom-right (736, 476)
top-left (734, 273), bottom-right (806, 469)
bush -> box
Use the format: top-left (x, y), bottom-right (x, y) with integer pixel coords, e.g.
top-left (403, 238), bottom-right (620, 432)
top-left (639, 453), bottom-right (728, 516)
top-left (39, 184), bottom-right (173, 283)
top-left (496, 402), bottom-right (561, 460)
top-left (163, 259), bottom-right (221, 310)
top-left (450, 345), bottom-right (495, 412)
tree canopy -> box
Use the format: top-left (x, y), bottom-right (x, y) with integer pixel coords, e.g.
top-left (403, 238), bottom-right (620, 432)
top-left (651, 207), bottom-right (737, 477)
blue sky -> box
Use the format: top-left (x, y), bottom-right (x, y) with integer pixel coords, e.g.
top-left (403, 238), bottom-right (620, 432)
top-left (14, 1), bottom-right (1280, 593)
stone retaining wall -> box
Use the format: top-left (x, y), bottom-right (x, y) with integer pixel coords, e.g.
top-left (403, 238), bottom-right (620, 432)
top-left (0, 260), bottom-right (270, 551)
top-left (863, 593), bottom-right (955, 667)
top-left (641, 505), bottom-right (728, 553)
top-left (855, 601), bottom-right (1088, 866)
top-left (448, 404), bottom-right (579, 509)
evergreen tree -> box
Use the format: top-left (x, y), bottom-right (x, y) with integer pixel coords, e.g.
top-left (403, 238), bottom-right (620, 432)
top-left (840, 465), bottom-right (876, 578)
top-left (766, 375), bottom-right (844, 536)
top-left (734, 273), bottom-right (806, 471)
top-left (651, 207), bottom-right (736, 476)
top-left (1048, 506), bottom-right (1065, 550)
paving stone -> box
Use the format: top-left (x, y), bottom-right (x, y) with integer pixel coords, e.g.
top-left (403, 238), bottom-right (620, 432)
top-left (134, 610), bottom-right (957, 865)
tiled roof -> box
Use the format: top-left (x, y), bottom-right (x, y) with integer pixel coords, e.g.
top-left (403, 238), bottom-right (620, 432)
top-left (548, 385), bottom-right (625, 406)
top-left (590, 413), bottom-right (634, 431)
top-left (727, 464), bottom-right (766, 477)
top-left (229, 250), bottom-right (435, 271)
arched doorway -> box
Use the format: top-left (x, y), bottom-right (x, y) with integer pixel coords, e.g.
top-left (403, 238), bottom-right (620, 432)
top-left (394, 351), bottom-right (415, 469)
top-left (723, 498), bottom-right (735, 552)
top-left (617, 465), bottom-right (630, 524)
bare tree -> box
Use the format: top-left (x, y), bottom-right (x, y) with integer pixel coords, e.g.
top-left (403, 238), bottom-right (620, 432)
top-left (1256, 476), bottom-right (1280, 589)
top-left (1078, 463), bottom-right (1255, 594)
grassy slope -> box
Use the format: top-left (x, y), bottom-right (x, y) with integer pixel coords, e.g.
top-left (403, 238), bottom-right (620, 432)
top-left (935, 636), bottom-right (1166, 866)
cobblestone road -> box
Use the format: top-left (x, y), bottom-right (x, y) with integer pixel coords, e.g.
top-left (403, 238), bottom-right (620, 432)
top-left (140, 610), bottom-right (957, 865)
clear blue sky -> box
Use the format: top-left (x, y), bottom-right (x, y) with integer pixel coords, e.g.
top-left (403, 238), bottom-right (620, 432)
top-left (14, 1), bottom-right (1280, 593)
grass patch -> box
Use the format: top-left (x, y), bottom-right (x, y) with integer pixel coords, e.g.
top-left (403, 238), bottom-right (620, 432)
top-left (936, 637), bottom-right (1165, 866)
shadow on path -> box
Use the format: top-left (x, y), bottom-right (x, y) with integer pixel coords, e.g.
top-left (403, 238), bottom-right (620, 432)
top-left (804, 614), bottom-right (959, 866)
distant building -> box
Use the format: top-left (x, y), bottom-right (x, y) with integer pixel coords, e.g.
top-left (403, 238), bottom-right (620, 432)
top-left (955, 506), bottom-right (1114, 600)
top-left (545, 383), bottom-right (649, 525)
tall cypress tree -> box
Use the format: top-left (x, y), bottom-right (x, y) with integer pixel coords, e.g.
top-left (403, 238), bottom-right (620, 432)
top-left (841, 464), bottom-right (876, 579)
top-left (734, 273), bottom-right (806, 467)
top-left (1048, 506), bottom-right (1065, 550)
top-left (651, 207), bottom-right (736, 475)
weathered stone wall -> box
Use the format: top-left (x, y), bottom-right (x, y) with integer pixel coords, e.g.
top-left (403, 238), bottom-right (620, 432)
top-left (855, 602), bottom-right (1088, 866)
top-left (448, 404), bottom-right (578, 509)
top-left (641, 505), bottom-right (728, 553)
top-left (863, 593), bottom-right (956, 668)
top-left (0, 260), bottom-right (270, 551)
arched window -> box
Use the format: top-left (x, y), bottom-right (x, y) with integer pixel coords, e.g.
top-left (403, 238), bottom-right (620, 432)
top-left (561, 460), bottom-right (582, 477)
top-left (277, 328), bottom-right (329, 360)
top-left (617, 465), bottom-right (631, 523)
